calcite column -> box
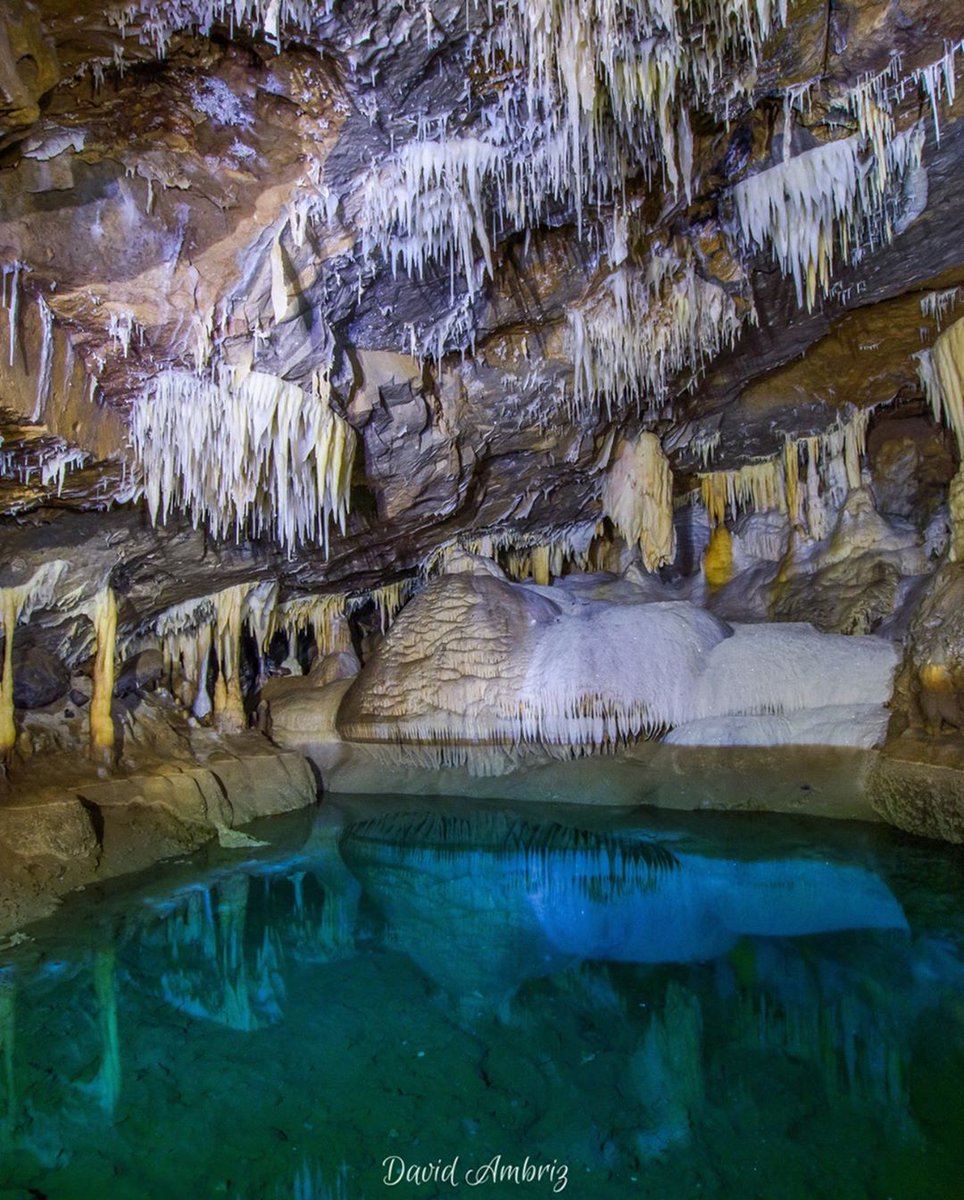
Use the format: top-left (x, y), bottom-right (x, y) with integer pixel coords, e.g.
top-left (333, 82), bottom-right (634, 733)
top-left (89, 586), bottom-right (117, 761)
top-left (213, 585), bottom-right (251, 733)
top-left (0, 589), bottom-right (17, 763)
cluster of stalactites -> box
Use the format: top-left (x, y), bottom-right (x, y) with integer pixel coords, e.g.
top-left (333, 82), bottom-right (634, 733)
top-left (0, 434), bottom-right (90, 498)
top-left (601, 432), bottom-right (676, 572)
top-left (696, 407), bottom-right (871, 535)
top-left (844, 38), bottom-right (963, 154)
top-left (106, 0), bottom-right (318, 56)
top-left (734, 40), bottom-right (962, 314)
top-left (567, 248), bottom-right (749, 416)
top-left (146, 583), bottom-right (255, 726)
top-left (730, 124), bottom-right (925, 311)
top-left (918, 314), bottom-right (964, 455)
top-left (426, 522), bottom-right (600, 585)
top-left (144, 576), bottom-right (420, 713)
top-left (130, 368), bottom-right (356, 556)
top-left (485, 0), bottom-right (785, 216)
top-left (346, 580), bottom-right (419, 634)
top-left (274, 593), bottom-right (351, 658)
top-left (357, 0), bottom-right (788, 302)
top-left (920, 287), bottom-right (961, 330)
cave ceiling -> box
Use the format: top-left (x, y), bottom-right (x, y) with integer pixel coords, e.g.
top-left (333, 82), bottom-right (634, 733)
top-left (0, 0), bottom-right (963, 643)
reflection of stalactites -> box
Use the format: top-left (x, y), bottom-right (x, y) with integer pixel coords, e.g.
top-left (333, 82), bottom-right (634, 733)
top-left (317, 888), bottom-right (353, 958)
top-left (630, 982), bottom-right (704, 1158)
top-left (252, 927), bottom-right (287, 1023)
top-left (275, 1157), bottom-right (349, 1200)
top-left (217, 874), bottom-right (253, 1031)
top-left (346, 811), bottom-right (679, 905)
top-left (283, 875), bottom-right (356, 963)
top-left (521, 824), bottom-right (679, 902)
top-left (166, 886), bottom-right (217, 963)
top-left (0, 973), bottom-right (16, 1137)
top-left (291, 870), bottom-right (305, 915)
top-left (92, 947), bottom-right (121, 1115)
top-left (733, 952), bottom-right (909, 1124)
top-left (159, 873), bottom-right (291, 1031)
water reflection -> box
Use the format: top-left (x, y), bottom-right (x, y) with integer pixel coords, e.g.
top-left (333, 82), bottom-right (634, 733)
top-left (0, 801), bottom-right (962, 1199)
top-left (340, 810), bottom-right (908, 995)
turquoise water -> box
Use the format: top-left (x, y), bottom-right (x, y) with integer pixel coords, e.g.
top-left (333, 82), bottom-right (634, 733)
top-left (1, 796), bottom-right (964, 1199)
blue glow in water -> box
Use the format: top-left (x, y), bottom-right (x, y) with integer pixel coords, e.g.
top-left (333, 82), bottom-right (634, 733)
top-left (1, 799), bottom-right (963, 1199)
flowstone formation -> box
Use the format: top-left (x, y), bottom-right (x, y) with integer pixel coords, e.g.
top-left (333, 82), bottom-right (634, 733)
top-left (1, 0), bottom-right (964, 892)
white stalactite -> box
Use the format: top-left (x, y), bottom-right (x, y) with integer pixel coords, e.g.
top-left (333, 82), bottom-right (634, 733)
top-left (568, 250), bottom-right (749, 415)
top-left (730, 127), bottom-right (924, 311)
top-left (33, 297), bottom-right (54, 422)
top-left (602, 432), bottom-right (676, 572)
top-left (919, 315), bottom-right (964, 453)
top-left (130, 368), bottom-right (355, 554)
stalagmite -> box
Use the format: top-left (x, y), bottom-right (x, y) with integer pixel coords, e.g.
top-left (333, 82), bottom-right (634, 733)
top-left (0, 562), bottom-right (66, 763)
top-left (89, 586), bottom-right (118, 761)
top-left (601, 432), bottom-right (676, 572)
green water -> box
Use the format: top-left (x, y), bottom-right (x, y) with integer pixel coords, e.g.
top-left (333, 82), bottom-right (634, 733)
top-left (1, 796), bottom-right (964, 1200)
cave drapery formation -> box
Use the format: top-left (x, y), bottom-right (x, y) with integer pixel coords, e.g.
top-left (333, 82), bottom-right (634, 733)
top-left (2, 0), bottom-right (964, 870)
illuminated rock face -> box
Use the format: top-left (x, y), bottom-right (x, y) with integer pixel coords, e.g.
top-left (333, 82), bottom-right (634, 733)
top-left (335, 572), bottom-right (898, 754)
top-left (0, 0), bottom-right (962, 832)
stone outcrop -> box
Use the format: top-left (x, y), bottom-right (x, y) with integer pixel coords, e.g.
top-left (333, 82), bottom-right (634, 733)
top-left (0, 733), bottom-right (316, 934)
